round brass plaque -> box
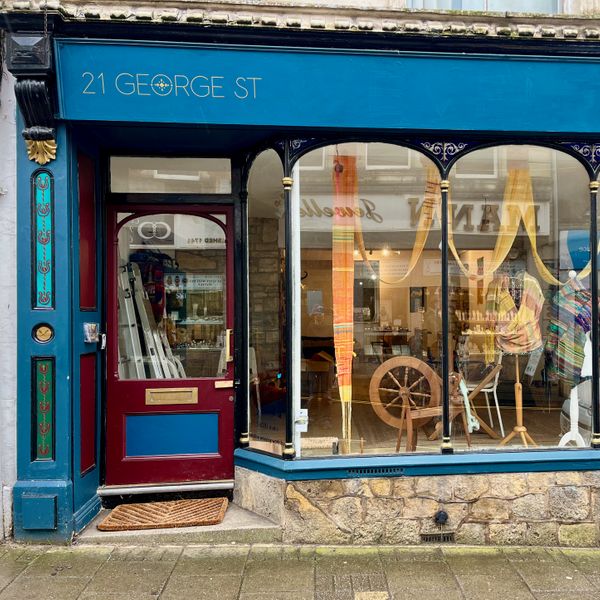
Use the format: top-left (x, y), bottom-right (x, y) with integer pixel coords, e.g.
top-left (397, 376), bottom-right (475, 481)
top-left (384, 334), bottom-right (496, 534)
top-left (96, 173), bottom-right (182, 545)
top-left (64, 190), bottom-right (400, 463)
top-left (33, 324), bottom-right (54, 344)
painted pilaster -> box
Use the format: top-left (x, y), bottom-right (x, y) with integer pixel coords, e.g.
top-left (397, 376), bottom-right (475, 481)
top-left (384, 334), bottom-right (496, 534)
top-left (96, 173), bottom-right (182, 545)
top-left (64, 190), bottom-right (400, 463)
top-left (0, 62), bottom-right (18, 540)
top-left (13, 122), bottom-right (74, 542)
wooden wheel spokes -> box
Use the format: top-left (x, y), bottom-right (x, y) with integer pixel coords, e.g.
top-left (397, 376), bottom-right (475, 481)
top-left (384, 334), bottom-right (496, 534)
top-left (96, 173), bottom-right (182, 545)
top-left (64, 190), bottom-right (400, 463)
top-left (369, 357), bottom-right (441, 433)
top-left (379, 387), bottom-right (400, 394)
top-left (408, 375), bottom-right (426, 390)
top-left (410, 391), bottom-right (431, 399)
top-left (387, 370), bottom-right (402, 389)
top-left (384, 395), bottom-right (402, 409)
top-left (382, 366), bottom-right (432, 411)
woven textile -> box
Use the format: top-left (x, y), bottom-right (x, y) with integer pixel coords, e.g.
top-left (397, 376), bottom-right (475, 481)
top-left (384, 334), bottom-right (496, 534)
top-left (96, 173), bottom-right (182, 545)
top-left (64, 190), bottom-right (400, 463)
top-left (546, 278), bottom-right (592, 383)
top-left (97, 498), bottom-right (228, 531)
top-left (485, 272), bottom-right (545, 358)
top-left (332, 156), bottom-right (357, 449)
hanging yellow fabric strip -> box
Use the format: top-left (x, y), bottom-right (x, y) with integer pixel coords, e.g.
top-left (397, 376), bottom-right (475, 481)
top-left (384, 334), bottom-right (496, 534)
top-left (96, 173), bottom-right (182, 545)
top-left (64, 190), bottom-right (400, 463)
top-left (354, 160), bottom-right (595, 289)
top-left (446, 167), bottom-right (593, 286)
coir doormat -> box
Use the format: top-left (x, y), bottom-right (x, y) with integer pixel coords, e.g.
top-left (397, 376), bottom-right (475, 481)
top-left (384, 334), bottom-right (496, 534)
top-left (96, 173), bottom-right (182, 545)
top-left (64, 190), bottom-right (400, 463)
top-left (97, 497), bottom-right (228, 531)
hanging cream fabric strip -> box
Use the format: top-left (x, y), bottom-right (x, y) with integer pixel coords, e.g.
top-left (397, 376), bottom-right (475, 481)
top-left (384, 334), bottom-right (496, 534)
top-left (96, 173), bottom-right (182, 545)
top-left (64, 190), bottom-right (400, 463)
top-left (355, 167), bottom-right (441, 285)
top-left (355, 164), bottom-right (596, 287)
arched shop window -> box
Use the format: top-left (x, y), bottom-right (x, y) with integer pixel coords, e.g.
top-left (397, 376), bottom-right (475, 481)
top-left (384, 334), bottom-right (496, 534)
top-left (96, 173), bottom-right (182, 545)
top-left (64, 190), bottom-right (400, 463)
top-left (447, 145), bottom-right (592, 451)
top-left (295, 142), bottom-right (443, 456)
top-left (247, 149), bottom-right (287, 455)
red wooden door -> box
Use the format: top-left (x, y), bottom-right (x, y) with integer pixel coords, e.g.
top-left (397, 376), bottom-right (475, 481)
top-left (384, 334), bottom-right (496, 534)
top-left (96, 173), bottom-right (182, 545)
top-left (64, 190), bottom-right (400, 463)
top-left (105, 206), bottom-right (234, 486)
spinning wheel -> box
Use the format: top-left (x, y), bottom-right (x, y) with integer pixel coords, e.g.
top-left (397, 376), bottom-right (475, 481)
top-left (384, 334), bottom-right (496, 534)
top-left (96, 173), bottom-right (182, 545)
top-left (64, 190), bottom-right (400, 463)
top-left (369, 356), bottom-right (503, 452)
top-left (369, 357), bottom-right (440, 452)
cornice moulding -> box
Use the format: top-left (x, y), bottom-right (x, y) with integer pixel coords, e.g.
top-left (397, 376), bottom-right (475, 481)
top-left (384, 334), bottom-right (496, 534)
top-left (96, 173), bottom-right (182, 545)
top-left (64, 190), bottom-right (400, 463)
top-left (2, 1), bottom-right (600, 41)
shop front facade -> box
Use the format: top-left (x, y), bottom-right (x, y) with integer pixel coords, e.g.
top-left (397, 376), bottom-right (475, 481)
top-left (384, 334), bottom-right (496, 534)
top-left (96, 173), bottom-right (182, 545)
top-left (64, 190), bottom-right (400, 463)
top-left (4, 1), bottom-right (600, 544)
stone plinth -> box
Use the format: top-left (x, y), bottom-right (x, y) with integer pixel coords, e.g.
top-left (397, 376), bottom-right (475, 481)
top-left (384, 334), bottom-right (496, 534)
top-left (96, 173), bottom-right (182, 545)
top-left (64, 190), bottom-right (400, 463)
top-left (234, 466), bottom-right (600, 546)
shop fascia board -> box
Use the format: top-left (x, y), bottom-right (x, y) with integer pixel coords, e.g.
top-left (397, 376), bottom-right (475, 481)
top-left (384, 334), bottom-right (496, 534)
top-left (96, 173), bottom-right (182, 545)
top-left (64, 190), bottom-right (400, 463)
top-left (2, 2), bottom-right (600, 44)
top-left (235, 448), bottom-right (600, 480)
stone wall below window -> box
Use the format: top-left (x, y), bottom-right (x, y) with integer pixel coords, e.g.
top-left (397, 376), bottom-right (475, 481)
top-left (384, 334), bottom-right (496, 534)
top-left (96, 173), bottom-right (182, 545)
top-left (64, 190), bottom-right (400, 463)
top-left (234, 466), bottom-right (600, 546)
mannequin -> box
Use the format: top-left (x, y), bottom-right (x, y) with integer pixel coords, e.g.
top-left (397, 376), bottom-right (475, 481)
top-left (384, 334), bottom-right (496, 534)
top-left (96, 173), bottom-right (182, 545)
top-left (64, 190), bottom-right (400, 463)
top-left (486, 270), bottom-right (545, 447)
top-left (559, 332), bottom-right (592, 448)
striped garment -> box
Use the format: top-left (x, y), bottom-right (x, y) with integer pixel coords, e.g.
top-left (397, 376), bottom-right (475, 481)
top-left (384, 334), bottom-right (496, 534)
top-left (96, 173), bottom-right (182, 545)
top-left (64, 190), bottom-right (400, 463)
top-left (545, 278), bottom-right (592, 383)
top-left (485, 272), bottom-right (545, 360)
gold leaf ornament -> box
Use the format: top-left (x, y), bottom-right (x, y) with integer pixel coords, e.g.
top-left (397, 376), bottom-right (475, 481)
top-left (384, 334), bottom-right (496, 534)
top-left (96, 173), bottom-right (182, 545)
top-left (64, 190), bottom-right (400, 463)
top-left (26, 139), bottom-right (57, 165)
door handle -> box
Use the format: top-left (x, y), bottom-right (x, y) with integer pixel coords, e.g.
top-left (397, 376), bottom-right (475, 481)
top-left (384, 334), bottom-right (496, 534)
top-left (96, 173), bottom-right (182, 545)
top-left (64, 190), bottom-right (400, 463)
top-left (225, 329), bottom-right (233, 362)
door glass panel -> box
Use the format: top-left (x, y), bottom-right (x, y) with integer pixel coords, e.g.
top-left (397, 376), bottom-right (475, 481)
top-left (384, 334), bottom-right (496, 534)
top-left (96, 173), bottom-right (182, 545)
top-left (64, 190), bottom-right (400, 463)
top-left (116, 212), bottom-right (227, 379)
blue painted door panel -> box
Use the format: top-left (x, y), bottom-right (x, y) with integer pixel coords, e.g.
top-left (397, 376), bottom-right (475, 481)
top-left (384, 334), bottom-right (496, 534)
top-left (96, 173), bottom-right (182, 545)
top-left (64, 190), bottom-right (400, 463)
top-left (125, 414), bottom-right (219, 457)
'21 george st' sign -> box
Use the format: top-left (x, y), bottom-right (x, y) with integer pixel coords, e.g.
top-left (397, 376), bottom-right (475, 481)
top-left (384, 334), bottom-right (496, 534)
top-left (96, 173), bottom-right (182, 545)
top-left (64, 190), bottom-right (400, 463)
top-left (55, 39), bottom-right (600, 132)
top-left (81, 71), bottom-right (262, 100)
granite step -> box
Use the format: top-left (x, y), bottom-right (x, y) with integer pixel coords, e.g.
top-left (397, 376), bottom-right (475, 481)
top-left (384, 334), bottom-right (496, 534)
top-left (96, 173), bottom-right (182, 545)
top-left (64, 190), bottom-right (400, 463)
top-left (75, 504), bottom-right (282, 545)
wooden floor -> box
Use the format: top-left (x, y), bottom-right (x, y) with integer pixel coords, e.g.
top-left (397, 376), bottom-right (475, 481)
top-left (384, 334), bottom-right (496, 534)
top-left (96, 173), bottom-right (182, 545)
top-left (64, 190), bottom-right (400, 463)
top-left (249, 376), bottom-right (570, 457)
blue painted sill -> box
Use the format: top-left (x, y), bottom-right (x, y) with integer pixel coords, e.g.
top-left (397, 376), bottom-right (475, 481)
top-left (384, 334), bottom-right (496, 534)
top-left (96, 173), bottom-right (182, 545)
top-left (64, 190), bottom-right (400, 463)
top-left (235, 447), bottom-right (600, 480)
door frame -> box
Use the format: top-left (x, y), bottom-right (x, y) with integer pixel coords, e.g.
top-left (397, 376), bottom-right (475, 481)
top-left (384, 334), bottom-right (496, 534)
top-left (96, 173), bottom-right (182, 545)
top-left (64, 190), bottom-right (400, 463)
top-left (101, 195), bottom-right (241, 490)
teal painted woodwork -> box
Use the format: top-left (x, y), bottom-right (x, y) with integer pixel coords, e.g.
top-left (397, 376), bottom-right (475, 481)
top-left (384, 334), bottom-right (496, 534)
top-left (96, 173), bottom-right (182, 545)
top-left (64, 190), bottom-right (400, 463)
top-left (234, 448), bottom-right (600, 480)
top-left (56, 39), bottom-right (600, 133)
top-left (70, 145), bottom-right (103, 532)
top-left (21, 495), bottom-right (57, 530)
top-left (12, 480), bottom-right (74, 543)
top-left (15, 122), bottom-right (77, 542)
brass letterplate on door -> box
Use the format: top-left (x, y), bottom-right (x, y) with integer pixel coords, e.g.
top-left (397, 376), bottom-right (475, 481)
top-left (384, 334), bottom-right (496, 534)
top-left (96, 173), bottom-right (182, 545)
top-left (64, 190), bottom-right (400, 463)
top-left (145, 387), bottom-right (198, 406)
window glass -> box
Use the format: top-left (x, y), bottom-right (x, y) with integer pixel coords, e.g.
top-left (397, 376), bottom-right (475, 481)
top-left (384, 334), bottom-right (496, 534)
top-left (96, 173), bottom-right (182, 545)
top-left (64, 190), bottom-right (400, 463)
top-left (111, 157), bottom-right (232, 194)
top-left (298, 143), bottom-right (442, 456)
top-left (116, 213), bottom-right (227, 379)
top-left (485, 0), bottom-right (558, 12)
top-left (247, 150), bottom-right (287, 455)
top-left (410, 0), bottom-right (560, 12)
top-left (448, 146), bottom-right (591, 451)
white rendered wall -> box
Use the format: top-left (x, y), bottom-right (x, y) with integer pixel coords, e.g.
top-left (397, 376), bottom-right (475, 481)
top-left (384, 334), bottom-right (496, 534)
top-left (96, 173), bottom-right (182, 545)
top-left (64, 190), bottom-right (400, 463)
top-left (0, 62), bottom-right (17, 540)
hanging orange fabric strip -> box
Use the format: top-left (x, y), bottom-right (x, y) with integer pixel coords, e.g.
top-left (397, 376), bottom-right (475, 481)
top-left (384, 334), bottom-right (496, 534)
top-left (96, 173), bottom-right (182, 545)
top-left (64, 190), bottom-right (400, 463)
top-left (332, 156), bottom-right (357, 451)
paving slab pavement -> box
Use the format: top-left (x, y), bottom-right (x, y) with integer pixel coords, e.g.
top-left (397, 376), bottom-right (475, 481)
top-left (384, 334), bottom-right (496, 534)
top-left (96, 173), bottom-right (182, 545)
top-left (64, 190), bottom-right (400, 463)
top-left (1, 543), bottom-right (600, 599)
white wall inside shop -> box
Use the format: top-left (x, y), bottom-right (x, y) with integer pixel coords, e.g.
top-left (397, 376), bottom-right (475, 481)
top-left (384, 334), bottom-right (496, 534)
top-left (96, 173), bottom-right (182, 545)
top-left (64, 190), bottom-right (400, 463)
top-left (0, 63), bottom-right (17, 539)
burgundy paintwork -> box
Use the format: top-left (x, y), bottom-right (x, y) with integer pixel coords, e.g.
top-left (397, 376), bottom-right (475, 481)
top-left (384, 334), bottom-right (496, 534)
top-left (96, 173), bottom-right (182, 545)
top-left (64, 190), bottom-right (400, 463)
top-left (80, 353), bottom-right (97, 475)
top-left (105, 205), bottom-right (235, 486)
top-left (78, 153), bottom-right (96, 310)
